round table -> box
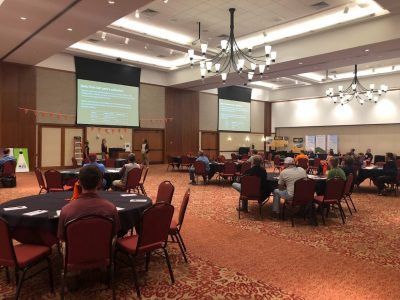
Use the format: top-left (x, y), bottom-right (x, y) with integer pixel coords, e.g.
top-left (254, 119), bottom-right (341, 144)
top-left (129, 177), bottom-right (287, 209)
top-left (0, 191), bottom-right (152, 246)
top-left (60, 168), bottom-right (121, 189)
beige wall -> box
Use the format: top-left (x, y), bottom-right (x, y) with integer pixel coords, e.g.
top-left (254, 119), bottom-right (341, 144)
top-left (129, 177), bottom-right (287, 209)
top-left (139, 84), bottom-right (165, 129)
top-left (251, 101), bottom-right (265, 132)
top-left (41, 127), bottom-right (62, 167)
top-left (36, 68), bottom-right (76, 125)
top-left (276, 124), bottom-right (400, 155)
top-left (219, 132), bottom-right (265, 157)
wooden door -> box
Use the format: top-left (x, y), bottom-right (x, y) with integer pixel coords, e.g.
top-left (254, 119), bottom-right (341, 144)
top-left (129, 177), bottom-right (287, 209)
top-left (133, 129), bottom-right (164, 164)
top-left (201, 131), bottom-right (218, 159)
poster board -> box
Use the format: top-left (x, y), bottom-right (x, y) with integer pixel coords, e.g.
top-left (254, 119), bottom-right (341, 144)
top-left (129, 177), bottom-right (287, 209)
top-left (315, 135), bottom-right (326, 154)
top-left (327, 135), bottom-right (338, 154)
top-left (292, 137), bottom-right (304, 153)
top-left (1, 148), bottom-right (30, 173)
top-left (305, 136), bottom-right (316, 152)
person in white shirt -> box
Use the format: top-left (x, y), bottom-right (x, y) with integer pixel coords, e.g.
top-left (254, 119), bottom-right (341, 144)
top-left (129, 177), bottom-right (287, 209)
top-left (112, 153), bottom-right (141, 189)
top-left (247, 149), bottom-right (258, 167)
top-left (141, 139), bottom-right (150, 168)
top-left (272, 157), bottom-right (307, 217)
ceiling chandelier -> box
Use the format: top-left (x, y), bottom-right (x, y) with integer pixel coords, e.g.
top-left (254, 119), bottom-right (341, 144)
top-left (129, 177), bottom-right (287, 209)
top-left (325, 65), bottom-right (388, 105)
top-left (187, 8), bottom-right (277, 84)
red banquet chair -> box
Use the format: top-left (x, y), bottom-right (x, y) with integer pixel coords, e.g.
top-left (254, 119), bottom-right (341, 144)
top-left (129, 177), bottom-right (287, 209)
top-left (194, 161), bottom-right (208, 184)
top-left (156, 180), bottom-right (175, 204)
top-left (0, 218), bottom-right (54, 300)
top-left (282, 178), bottom-right (316, 227)
top-left (34, 168), bottom-right (47, 194)
top-left (1, 160), bottom-right (17, 187)
top-left (342, 173), bottom-right (357, 214)
top-left (115, 203), bottom-right (175, 298)
top-left (314, 177), bottom-right (346, 225)
top-left (235, 161), bottom-right (251, 178)
top-left (238, 175), bottom-right (265, 219)
top-left (44, 169), bottom-right (73, 192)
top-left (61, 216), bottom-right (115, 300)
top-left (218, 161), bottom-right (236, 185)
top-left (139, 167), bottom-right (149, 195)
top-left (273, 155), bottom-right (284, 173)
top-left (125, 167), bottom-right (143, 193)
top-left (169, 189), bottom-right (190, 263)
top-left (105, 159), bottom-right (115, 168)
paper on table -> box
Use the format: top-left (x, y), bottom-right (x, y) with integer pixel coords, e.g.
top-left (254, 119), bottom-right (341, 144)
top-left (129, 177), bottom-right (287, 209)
top-left (121, 194), bottom-right (137, 197)
top-left (107, 169), bottom-right (120, 173)
top-left (3, 206), bottom-right (27, 211)
top-left (23, 210), bottom-right (48, 216)
top-left (56, 210), bottom-right (61, 217)
top-left (130, 199), bottom-right (147, 203)
top-left (116, 207), bottom-right (125, 211)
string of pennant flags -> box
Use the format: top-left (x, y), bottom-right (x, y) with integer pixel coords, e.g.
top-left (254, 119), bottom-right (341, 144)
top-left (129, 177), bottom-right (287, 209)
top-left (18, 107), bottom-right (174, 125)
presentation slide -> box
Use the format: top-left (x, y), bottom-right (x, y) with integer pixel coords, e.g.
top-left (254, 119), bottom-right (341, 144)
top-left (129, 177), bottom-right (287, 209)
top-left (219, 99), bottom-right (251, 131)
top-left (77, 79), bottom-right (139, 127)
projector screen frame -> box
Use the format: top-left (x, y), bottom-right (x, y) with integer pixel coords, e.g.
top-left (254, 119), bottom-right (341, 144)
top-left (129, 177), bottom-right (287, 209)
top-left (74, 56), bottom-right (141, 128)
top-left (217, 98), bottom-right (252, 133)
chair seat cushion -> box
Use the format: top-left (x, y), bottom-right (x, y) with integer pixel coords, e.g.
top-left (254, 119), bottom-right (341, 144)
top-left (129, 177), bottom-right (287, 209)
top-left (14, 244), bottom-right (51, 268)
top-left (117, 235), bottom-right (164, 255)
top-left (314, 196), bottom-right (337, 204)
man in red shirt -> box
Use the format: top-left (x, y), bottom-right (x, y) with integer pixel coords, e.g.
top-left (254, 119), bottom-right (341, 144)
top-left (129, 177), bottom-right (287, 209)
top-left (58, 165), bottom-right (120, 241)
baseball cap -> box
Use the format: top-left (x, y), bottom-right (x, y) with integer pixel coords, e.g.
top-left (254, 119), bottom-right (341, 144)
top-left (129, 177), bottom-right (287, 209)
top-left (284, 157), bottom-right (294, 164)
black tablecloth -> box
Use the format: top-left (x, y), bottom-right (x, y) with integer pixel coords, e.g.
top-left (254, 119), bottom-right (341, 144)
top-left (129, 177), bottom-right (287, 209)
top-left (209, 162), bottom-right (242, 179)
top-left (356, 167), bottom-right (384, 185)
top-left (0, 191), bottom-right (152, 246)
top-left (60, 168), bottom-right (121, 189)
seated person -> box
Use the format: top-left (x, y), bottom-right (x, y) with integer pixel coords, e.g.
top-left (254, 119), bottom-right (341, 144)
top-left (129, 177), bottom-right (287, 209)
top-left (295, 150), bottom-right (309, 162)
top-left (372, 152), bottom-right (397, 196)
top-left (0, 149), bottom-right (16, 173)
top-left (84, 153), bottom-right (106, 189)
top-left (57, 165), bottom-right (120, 241)
top-left (189, 151), bottom-right (210, 184)
top-left (232, 155), bottom-right (268, 212)
top-left (326, 149), bottom-right (334, 162)
top-left (340, 155), bottom-right (354, 177)
top-left (327, 157), bottom-right (346, 180)
top-left (272, 157), bottom-right (307, 217)
top-left (364, 148), bottom-right (373, 161)
top-left (307, 150), bottom-right (316, 159)
top-left (247, 149), bottom-right (258, 167)
top-left (112, 153), bottom-right (140, 189)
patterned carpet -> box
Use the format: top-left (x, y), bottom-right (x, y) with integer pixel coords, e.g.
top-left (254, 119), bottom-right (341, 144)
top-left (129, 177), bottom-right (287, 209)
top-left (1, 165), bottom-right (400, 299)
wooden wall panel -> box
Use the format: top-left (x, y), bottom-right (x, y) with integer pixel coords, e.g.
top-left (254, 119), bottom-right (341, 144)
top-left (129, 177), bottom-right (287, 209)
top-left (264, 101), bottom-right (272, 135)
top-left (165, 88), bottom-right (199, 157)
top-left (0, 63), bottom-right (36, 169)
top-left (133, 129), bottom-right (164, 163)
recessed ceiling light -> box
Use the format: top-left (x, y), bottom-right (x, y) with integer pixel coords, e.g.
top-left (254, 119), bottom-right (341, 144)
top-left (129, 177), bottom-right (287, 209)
top-left (124, 37), bottom-right (129, 45)
top-left (67, 28), bottom-right (73, 31)
top-left (163, 0), bottom-right (168, 3)
top-left (299, 62), bottom-right (303, 65)
top-left (135, 9), bottom-right (140, 18)
top-left (20, 17), bottom-right (27, 20)
top-left (365, 49), bottom-right (370, 52)
top-left (108, 0), bottom-right (115, 4)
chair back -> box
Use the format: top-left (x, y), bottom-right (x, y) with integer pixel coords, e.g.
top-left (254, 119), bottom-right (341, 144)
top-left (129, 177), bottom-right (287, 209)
top-left (343, 173), bottom-right (354, 195)
top-left (297, 158), bottom-right (309, 169)
top-left (105, 159), bottom-right (115, 168)
top-left (137, 203), bottom-right (174, 252)
top-left (231, 153), bottom-right (238, 160)
top-left (292, 178), bottom-right (316, 206)
top-left (273, 155), bottom-right (281, 165)
top-left (71, 157), bottom-right (78, 168)
top-left (241, 154), bottom-right (249, 160)
top-left (313, 157), bottom-right (321, 167)
top-left (223, 161), bottom-right (236, 175)
top-left (177, 189), bottom-right (190, 227)
top-left (34, 168), bottom-right (46, 189)
top-left (241, 161), bottom-right (251, 174)
top-left (217, 155), bottom-right (226, 163)
top-left (2, 160), bottom-right (16, 177)
top-left (125, 168), bottom-right (142, 190)
top-left (64, 216), bottom-right (114, 272)
top-left (194, 161), bottom-right (206, 175)
top-left (0, 218), bottom-right (17, 267)
top-left (140, 167), bottom-right (149, 184)
top-left (267, 153), bottom-right (273, 161)
top-left (156, 180), bottom-right (175, 204)
top-left (44, 169), bottom-right (63, 190)
top-left (324, 177), bottom-right (346, 201)
top-left (240, 176), bottom-right (261, 200)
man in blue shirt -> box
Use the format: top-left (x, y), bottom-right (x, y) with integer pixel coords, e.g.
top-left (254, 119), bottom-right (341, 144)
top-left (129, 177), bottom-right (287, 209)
top-left (189, 151), bottom-right (210, 184)
top-left (84, 153), bottom-right (107, 189)
top-left (0, 149), bottom-right (16, 173)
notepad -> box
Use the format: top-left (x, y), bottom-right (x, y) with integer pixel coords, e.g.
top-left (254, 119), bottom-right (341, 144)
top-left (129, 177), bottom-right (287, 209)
top-left (23, 210), bottom-right (48, 216)
top-left (116, 207), bottom-right (125, 211)
top-left (3, 206), bottom-right (27, 211)
top-left (121, 194), bottom-right (137, 197)
top-left (130, 199), bottom-right (147, 203)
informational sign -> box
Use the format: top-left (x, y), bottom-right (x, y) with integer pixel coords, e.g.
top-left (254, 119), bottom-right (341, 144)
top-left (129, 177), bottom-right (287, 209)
top-left (327, 135), bottom-right (338, 154)
top-left (292, 137), bottom-right (304, 153)
top-left (305, 136), bottom-right (316, 152)
top-left (315, 135), bottom-right (326, 154)
top-left (271, 136), bottom-right (288, 148)
top-left (2, 148), bottom-right (29, 173)
top-left (124, 142), bottom-right (131, 152)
